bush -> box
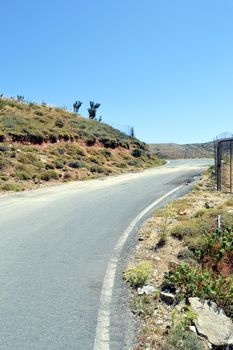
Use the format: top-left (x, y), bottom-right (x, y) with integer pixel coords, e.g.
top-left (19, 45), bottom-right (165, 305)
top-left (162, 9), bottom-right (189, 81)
top-left (49, 132), bottom-right (58, 143)
top-left (55, 119), bottom-right (64, 128)
top-left (119, 140), bottom-right (130, 149)
top-left (41, 170), bottom-right (59, 181)
top-left (101, 149), bottom-right (112, 159)
top-left (170, 222), bottom-right (200, 240)
top-left (0, 145), bottom-right (9, 152)
top-left (124, 261), bottom-right (152, 288)
top-left (100, 137), bottom-right (118, 149)
top-left (28, 131), bottom-right (45, 144)
top-left (132, 295), bottom-right (155, 317)
top-left (131, 149), bottom-right (143, 158)
top-left (85, 136), bottom-right (96, 146)
top-left (45, 163), bottom-right (55, 170)
top-left (90, 165), bottom-right (105, 173)
top-left (2, 182), bottom-right (23, 191)
top-left (127, 159), bottom-right (140, 166)
top-left (164, 262), bottom-right (233, 317)
top-left (16, 171), bottom-right (32, 180)
top-left (164, 327), bottom-right (205, 350)
top-left (55, 159), bottom-right (65, 169)
top-left (68, 161), bottom-right (84, 169)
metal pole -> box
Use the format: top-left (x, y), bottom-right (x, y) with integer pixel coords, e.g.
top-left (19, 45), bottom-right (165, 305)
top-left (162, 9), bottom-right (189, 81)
top-left (230, 141), bottom-right (232, 193)
top-left (217, 141), bottom-right (222, 191)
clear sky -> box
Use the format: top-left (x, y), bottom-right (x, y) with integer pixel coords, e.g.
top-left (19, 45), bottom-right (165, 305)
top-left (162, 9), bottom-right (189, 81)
top-left (1, 0), bottom-right (233, 143)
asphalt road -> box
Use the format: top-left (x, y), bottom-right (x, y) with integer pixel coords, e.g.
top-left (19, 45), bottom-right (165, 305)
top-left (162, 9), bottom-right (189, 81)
top-left (0, 159), bottom-right (213, 350)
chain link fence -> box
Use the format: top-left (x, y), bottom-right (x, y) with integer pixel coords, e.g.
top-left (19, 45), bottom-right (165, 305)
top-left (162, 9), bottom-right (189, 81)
top-left (214, 137), bottom-right (233, 193)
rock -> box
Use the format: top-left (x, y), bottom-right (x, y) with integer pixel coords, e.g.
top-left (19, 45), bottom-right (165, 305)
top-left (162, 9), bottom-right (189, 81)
top-left (154, 256), bottom-right (161, 261)
top-left (189, 298), bottom-right (233, 347)
top-left (189, 325), bottom-right (197, 333)
top-left (160, 291), bottom-right (176, 305)
top-left (205, 201), bottom-right (214, 209)
top-left (137, 285), bottom-right (156, 295)
top-left (179, 209), bottom-right (188, 216)
top-left (138, 236), bottom-right (145, 241)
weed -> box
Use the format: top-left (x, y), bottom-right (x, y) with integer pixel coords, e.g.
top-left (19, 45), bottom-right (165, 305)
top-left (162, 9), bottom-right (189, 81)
top-left (164, 262), bottom-right (233, 317)
top-left (132, 295), bottom-right (155, 317)
top-left (124, 261), bottom-right (152, 288)
top-left (1, 182), bottom-right (23, 191)
top-left (164, 327), bottom-right (205, 350)
top-left (157, 205), bottom-right (176, 244)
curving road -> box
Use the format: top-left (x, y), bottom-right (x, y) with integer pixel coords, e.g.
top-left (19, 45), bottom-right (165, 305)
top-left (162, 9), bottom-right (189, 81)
top-left (0, 159), bottom-right (213, 350)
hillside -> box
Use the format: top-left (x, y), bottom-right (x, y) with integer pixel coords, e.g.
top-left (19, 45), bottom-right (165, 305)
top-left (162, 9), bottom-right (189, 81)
top-left (149, 142), bottom-right (214, 159)
top-left (0, 97), bottom-right (164, 192)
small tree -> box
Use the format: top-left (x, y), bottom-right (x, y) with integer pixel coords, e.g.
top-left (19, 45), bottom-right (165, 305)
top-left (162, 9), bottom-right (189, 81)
top-left (16, 95), bottom-right (25, 102)
top-left (73, 100), bottom-right (82, 113)
top-left (130, 127), bottom-right (135, 138)
top-left (88, 101), bottom-right (101, 120)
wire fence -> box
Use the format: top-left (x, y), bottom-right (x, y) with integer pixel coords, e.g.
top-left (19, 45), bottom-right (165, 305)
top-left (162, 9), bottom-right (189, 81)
top-left (214, 137), bottom-right (233, 193)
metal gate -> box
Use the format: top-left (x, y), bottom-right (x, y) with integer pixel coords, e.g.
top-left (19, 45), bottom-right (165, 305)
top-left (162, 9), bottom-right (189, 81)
top-left (215, 137), bottom-right (233, 192)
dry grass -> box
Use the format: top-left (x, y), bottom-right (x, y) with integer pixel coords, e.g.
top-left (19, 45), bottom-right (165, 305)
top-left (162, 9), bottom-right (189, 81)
top-left (127, 169), bottom-right (233, 349)
top-left (0, 97), bottom-right (164, 192)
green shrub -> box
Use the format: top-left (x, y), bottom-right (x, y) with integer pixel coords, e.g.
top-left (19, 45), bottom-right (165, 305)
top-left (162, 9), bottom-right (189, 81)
top-left (164, 262), bottom-right (233, 317)
top-left (0, 157), bottom-right (8, 170)
top-left (41, 170), bottom-right (59, 181)
top-left (164, 327), bottom-right (205, 350)
top-left (100, 137), bottom-right (118, 148)
top-left (132, 295), bottom-right (155, 317)
top-left (119, 140), bottom-right (130, 149)
top-left (16, 171), bottom-right (32, 180)
top-left (195, 226), bottom-right (233, 263)
top-left (124, 261), bottom-right (152, 288)
top-left (170, 222), bottom-right (200, 240)
top-left (2, 182), bottom-right (23, 191)
top-left (55, 119), bottom-right (64, 128)
top-left (55, 159), bottom-right (65, 169)
top-left (68, 161), bottom-right (84, 169)
top-left (0, 145), bottom-right (9, 152)
top-left (85, 136), bottom-right (96, 146)
top-left (101, 149), bottom-right (112, 159)
top-left (131, 149), bottom-right (144, 158)
top-left (90, 165), bottom-right (105, 173)
top-left (127, 159), bottom-right (140, 166)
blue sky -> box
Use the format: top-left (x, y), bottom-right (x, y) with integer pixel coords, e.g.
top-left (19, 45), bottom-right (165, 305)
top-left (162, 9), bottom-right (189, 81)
top-left (1, 0), bottom-right (233, 143)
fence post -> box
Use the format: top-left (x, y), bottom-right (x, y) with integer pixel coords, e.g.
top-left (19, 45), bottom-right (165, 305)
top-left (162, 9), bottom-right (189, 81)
top-left (216, 141), bottom-right (222, 191)
top-left (230, 141), bottom-right (232, 193)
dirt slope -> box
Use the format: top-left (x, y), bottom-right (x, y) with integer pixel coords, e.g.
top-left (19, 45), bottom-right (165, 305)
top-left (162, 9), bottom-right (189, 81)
top-left (149, 142), bottom-right (214, 159)
top-left (0, 97), bottom-right (164, 192)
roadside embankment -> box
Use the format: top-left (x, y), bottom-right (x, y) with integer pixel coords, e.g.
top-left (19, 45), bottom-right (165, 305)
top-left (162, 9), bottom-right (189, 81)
top-left (124, 167), bottom-right (233, 349)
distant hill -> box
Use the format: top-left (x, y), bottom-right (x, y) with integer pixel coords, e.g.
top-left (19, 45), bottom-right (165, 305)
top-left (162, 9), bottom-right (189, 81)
top-left (149, 142), bottom-right (214, 159)
top-left (0, 97), bottom-right (164, 192)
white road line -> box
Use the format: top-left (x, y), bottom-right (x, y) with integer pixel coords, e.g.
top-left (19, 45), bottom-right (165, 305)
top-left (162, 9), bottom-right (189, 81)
top-left (93, 184), bottom-right (184, 350)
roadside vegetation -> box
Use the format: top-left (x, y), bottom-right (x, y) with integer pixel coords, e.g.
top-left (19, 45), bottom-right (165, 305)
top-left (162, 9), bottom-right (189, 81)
top-left (0, 97), bottom-right (164, 192)
top-left (124, 168), bottom-right (233, 349)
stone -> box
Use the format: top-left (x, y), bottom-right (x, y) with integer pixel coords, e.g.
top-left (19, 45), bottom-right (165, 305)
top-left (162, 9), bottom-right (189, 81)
top-left (137, 285), bottom-right (156, 296)
top-left (205, 201), bottom-right (214, 209)
top-left (189, 297), bottom-right (233, 347)
top-left (179, 209), bottom-right (188, 216)
top-left (189, 325), bottom-right (197, 333)
top-left (160, 291), bottom-right (176, 305)
top-left (154, 256), bottom-right (161, 261)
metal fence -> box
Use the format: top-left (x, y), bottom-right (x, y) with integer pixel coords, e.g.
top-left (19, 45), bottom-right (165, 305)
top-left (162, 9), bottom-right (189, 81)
top-left (214, 137), bottom-right (233, 192)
